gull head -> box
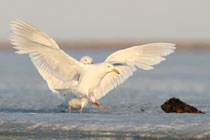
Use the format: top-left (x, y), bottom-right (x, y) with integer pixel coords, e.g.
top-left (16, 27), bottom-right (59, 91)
top-left (80, 56), bottom-right (93, 64)
top-left (103, 63), bottom-right (120, 74)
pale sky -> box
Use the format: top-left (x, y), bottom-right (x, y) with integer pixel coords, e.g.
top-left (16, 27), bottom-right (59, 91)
top-left (0, 0), bottom-right (210, 41)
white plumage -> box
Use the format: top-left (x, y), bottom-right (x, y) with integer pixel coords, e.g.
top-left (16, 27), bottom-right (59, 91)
top-left (10, 19), bottom-right (176, 113)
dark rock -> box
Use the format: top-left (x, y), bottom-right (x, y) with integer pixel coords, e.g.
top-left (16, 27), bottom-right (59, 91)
top-left (140, 108), bottom-right (145, 112)
top-left (161, 97), bottom-right (204, 114)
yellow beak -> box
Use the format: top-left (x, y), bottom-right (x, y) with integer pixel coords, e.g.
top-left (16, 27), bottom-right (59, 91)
top-left (90, 61), bottom-right (93, 64)
top-left (112, 69), bottom-right (120, 74)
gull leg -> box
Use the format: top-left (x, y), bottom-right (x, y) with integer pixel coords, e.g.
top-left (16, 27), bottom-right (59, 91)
top-left (94, 96), bottom-right (101, 104)
top-left (92, 102), bottom-right (108, 110)
top-left (86, 95), bottom-right (95, 104)
top-left (68, 105), bottom-right (71, 113)
top-left (86, 96), bottom-right (108, 110)
top-left (93, 95), bottom-right (108, 110)
top-left (80, 107), bottom-right (83, 114)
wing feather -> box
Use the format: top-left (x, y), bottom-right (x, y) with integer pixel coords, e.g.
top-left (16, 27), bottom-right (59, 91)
top-left (10, 19), bottom-right (84, 95)
top-left (94, 43), bottom-right (176, 99)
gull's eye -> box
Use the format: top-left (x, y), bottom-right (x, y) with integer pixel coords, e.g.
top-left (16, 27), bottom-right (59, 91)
top-left (107, 65), bottom-right (110, 68)
top-left (85, 59), bottom-right (87, 61)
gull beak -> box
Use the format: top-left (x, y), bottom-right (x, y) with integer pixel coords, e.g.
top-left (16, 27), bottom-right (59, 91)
top-left (90, 61), bottom-right (93, 64)
top-left (112, 69), bottom-right (120, 74)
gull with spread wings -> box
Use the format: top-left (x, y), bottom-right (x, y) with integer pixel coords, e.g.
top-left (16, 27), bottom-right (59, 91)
top-left (10, 19), bottom-right (176, 114)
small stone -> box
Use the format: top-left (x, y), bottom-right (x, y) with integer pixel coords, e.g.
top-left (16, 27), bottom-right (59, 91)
top-left (140, 108), bottom-right (145, 112)
top-left (161, 97), bottom-right (204, 114)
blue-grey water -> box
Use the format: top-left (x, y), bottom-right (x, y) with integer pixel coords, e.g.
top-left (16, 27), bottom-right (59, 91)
top-left (0, 50), bottom-right (210, 139)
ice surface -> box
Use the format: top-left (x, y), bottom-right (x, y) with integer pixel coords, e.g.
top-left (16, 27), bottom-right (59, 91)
top-left (0, 50), bottom-right (210, 139)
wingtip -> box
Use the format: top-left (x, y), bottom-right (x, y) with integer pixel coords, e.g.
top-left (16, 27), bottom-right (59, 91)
top-left (170, 43), bottom-right (176, 49)
top-left (10, 18), bottom-right (30, 30)
top-left (11, 18), bottom-right (23, 24)
top-left (10, 18), bottom-right (21, 26)
top-left (166, 43), bottom-right (176, 50)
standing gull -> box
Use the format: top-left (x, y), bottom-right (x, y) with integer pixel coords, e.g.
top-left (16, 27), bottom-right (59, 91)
top-left (10, 19), bottom-right (176, 113)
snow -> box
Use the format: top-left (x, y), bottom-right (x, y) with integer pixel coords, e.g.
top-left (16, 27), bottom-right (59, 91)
top-left (0, 50), bottom-right (210, 139)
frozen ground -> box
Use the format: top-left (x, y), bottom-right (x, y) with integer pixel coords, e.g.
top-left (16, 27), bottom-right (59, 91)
top-left (0, 50), bottom-right (210, 139)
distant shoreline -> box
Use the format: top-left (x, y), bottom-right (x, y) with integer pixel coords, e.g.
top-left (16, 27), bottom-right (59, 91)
top-left (1, 41), bottom-right (210, 51)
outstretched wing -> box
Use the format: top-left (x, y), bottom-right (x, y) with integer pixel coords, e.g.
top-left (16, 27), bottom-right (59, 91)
top-left (10, 19), bottom-right (84, 94)
top-left (94, 43), bottom-right (176, 99)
